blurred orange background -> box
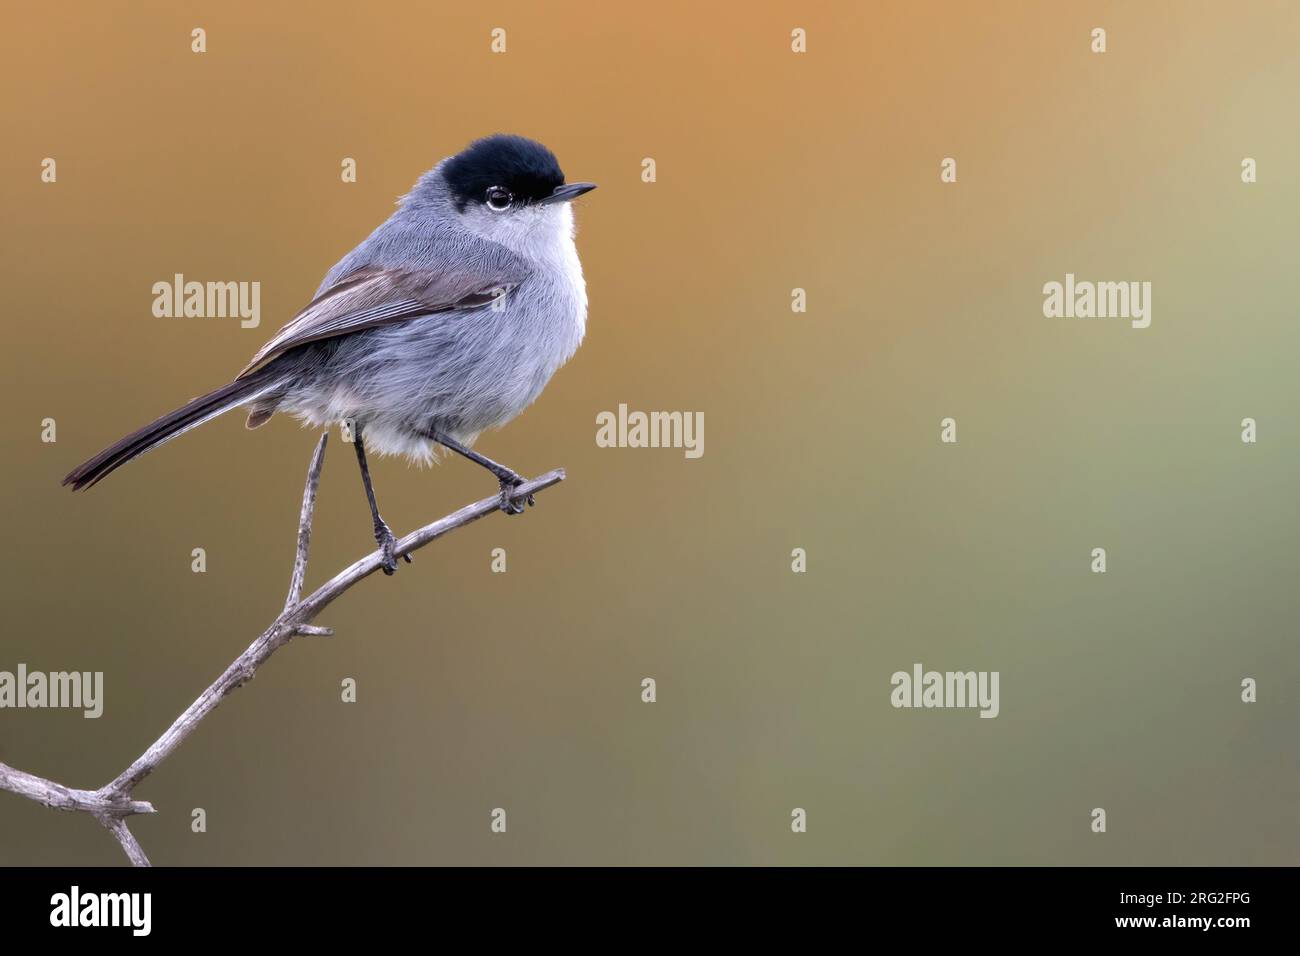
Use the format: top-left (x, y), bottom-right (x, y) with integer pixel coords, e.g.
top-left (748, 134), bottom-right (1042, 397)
top-left (1, 1), bottom-right (1296, 864)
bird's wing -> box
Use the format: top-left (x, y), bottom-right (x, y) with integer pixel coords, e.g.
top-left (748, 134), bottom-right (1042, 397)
top-left (236, 262), bottom-right (525, 378)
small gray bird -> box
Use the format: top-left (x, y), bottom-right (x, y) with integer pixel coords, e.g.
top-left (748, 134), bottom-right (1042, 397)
top-left (64, 134), bottom-right (596, 574)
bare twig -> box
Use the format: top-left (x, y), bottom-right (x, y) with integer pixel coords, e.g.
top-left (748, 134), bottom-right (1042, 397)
top-left (0, 432), bottom-right (565, 865)
top-left (283, 431), bottom-right (329, 612)
top-left (99, 814), bottom-right (152, 867)
top-left (0, 762), bottom-right (154, 818)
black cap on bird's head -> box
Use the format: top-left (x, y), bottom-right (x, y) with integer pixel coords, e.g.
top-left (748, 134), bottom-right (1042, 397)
top-left (442, 134), bottom-right (596, 213)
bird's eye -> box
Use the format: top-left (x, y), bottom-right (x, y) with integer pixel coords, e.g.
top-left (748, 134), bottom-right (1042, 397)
top-left (485, 187), bottom-right (513, 211)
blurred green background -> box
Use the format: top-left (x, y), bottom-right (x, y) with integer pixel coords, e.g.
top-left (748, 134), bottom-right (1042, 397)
top-left (1, 1), bottom-right (1296, 864)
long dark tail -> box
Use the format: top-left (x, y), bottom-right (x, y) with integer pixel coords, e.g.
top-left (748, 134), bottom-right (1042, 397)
top-left (63, 371), bottom-right (278, 491)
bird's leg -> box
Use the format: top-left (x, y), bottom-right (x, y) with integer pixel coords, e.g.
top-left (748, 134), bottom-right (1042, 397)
top-left (423, 429), bottom-right (534, 515)
top-left (351, 423), bottom-right (411, 574)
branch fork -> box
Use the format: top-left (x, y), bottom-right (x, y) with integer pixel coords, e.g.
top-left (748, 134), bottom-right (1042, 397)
top-left (0, 432), bottom-right (564, 865)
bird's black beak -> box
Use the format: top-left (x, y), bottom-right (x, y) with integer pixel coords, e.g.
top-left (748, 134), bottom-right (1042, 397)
top-left (540, 182), bottom-right (597, 205)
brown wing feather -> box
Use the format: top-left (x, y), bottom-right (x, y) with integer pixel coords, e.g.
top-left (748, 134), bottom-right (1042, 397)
top-left (236, 265), bottom-right (520, 379)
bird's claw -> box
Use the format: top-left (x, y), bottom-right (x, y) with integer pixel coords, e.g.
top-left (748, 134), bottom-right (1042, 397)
top-left (374, 522), bottom-right (411, 575)
top-left (497, 475), bottom-right (534, 515)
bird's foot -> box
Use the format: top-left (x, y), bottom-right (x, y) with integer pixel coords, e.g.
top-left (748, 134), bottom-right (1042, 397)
top-left (374, 521), bottom-right (412, 575)
top-left (497, 472), bottom-right (535, 515)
